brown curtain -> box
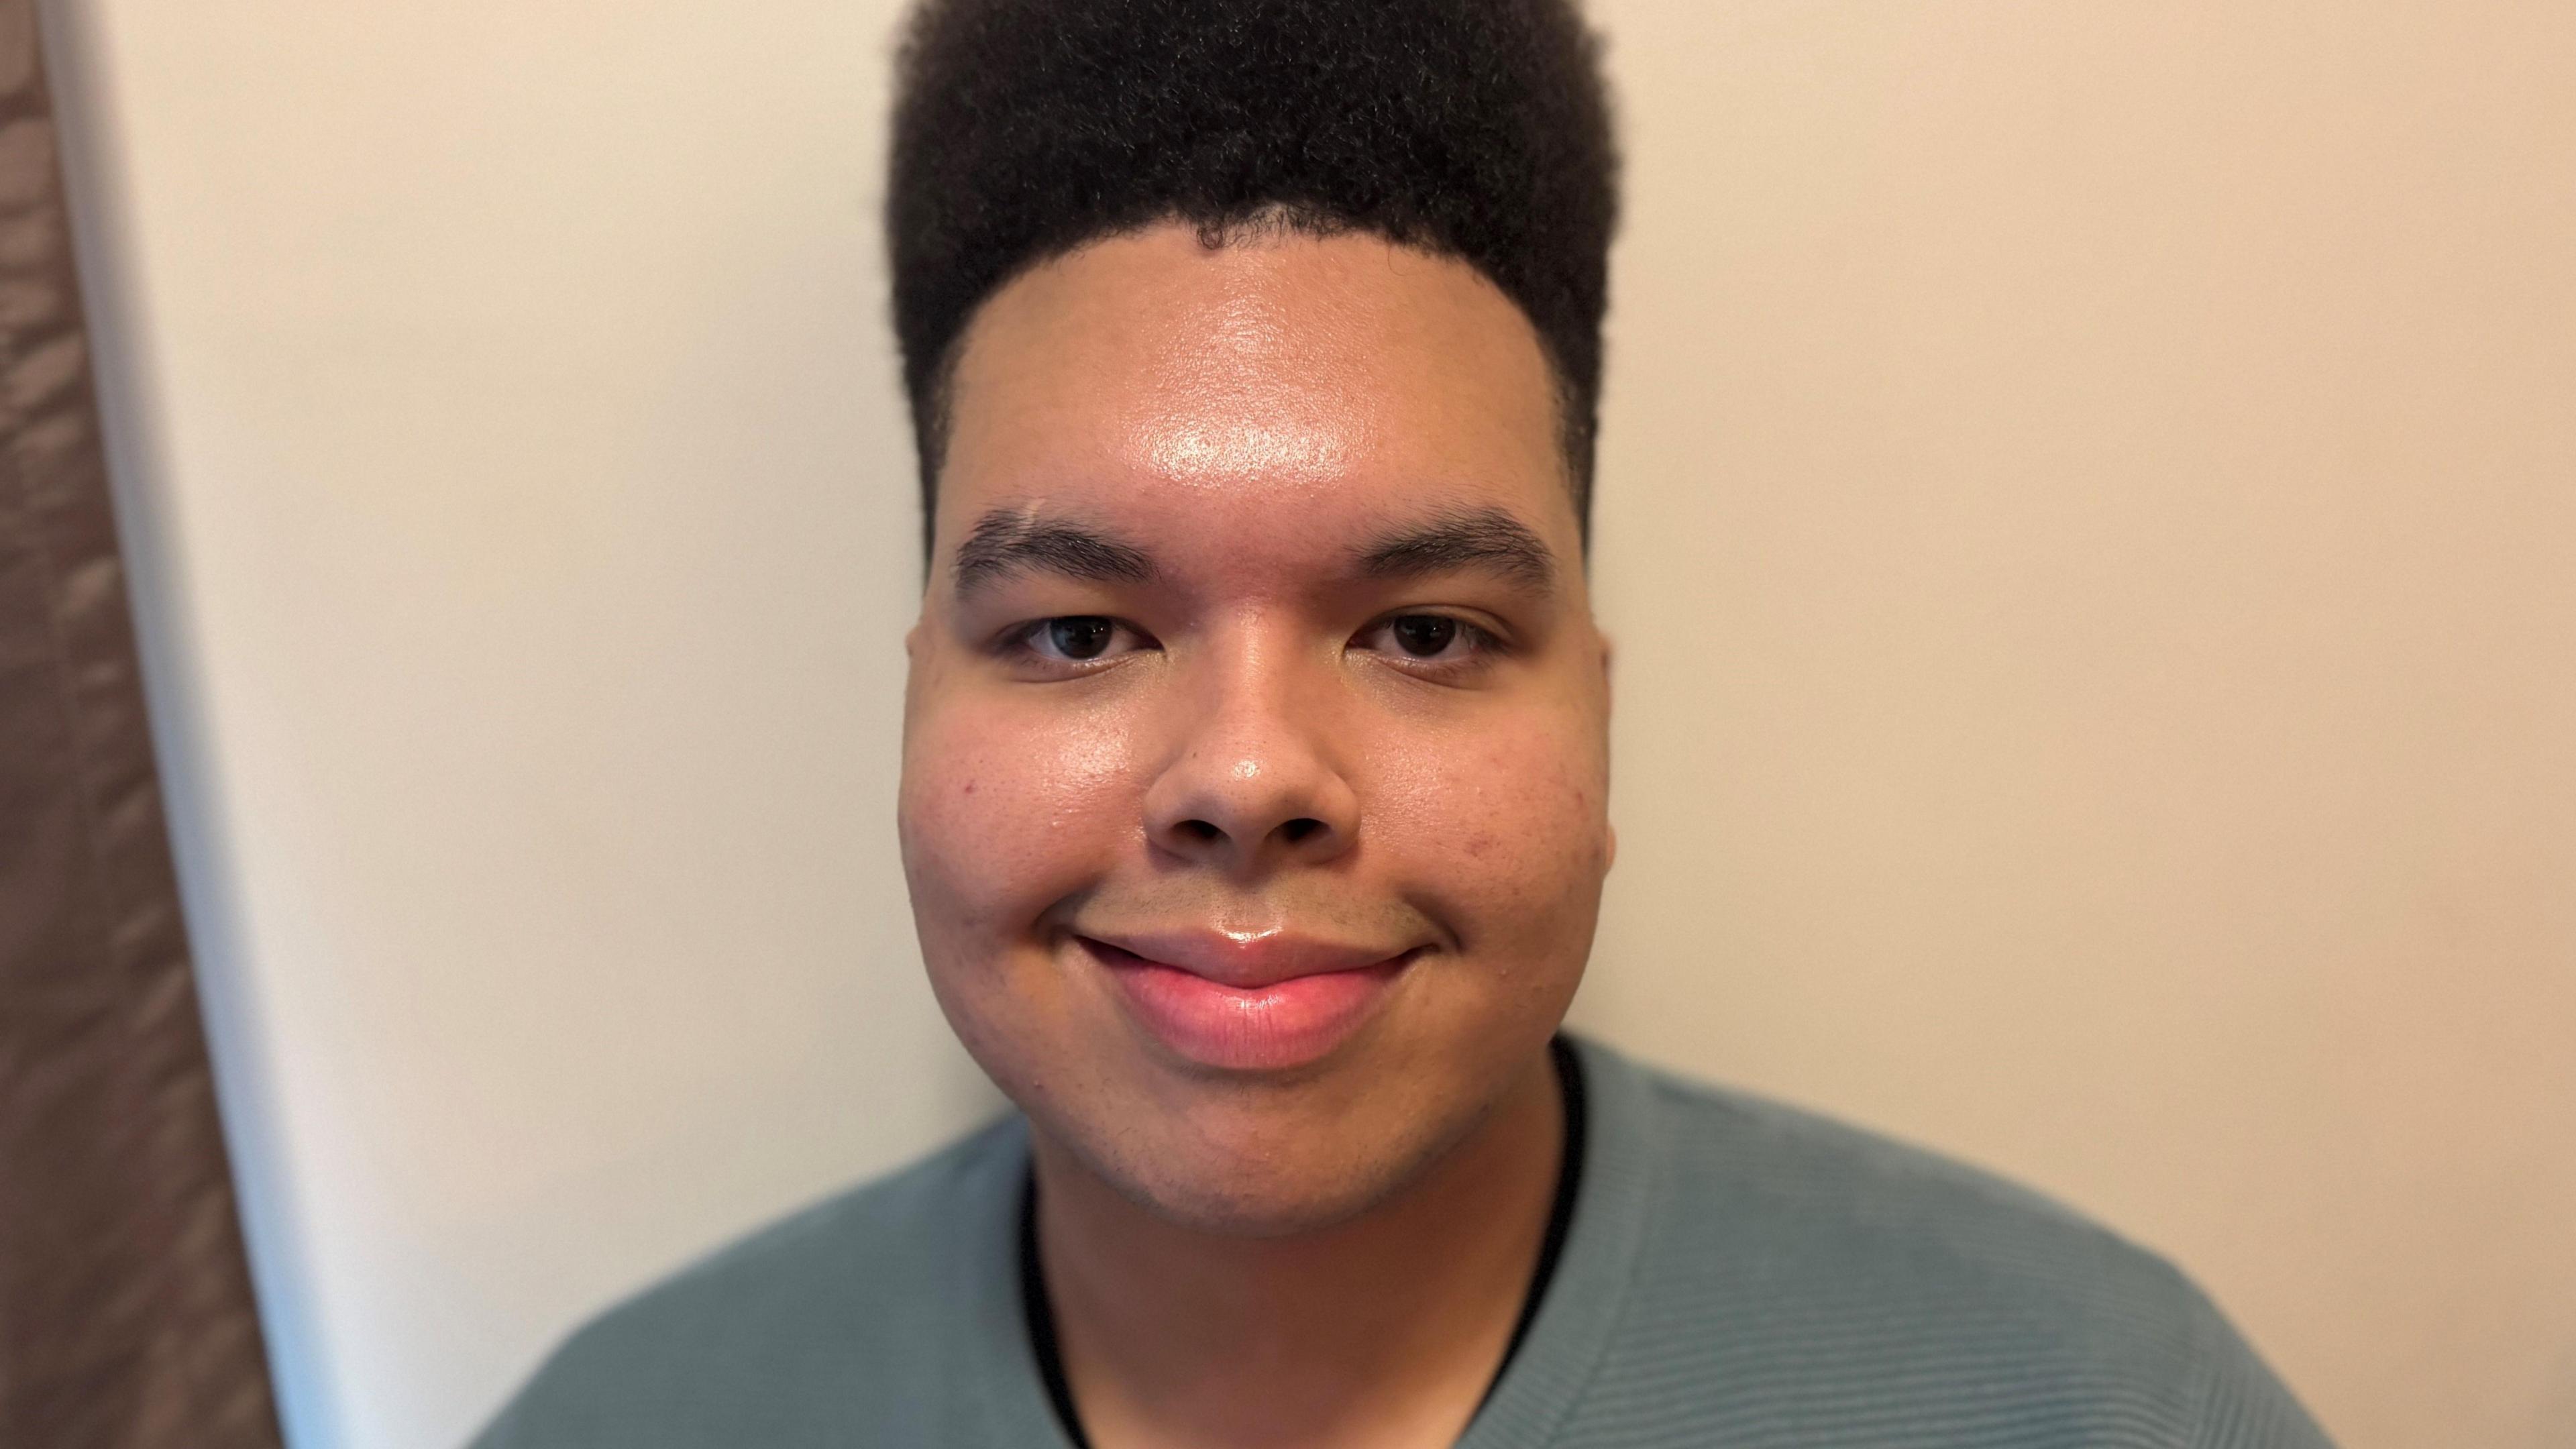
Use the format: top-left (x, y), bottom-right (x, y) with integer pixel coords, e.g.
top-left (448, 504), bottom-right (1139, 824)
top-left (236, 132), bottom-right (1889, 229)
top-left (0, 1), bottom-right (284, 1444)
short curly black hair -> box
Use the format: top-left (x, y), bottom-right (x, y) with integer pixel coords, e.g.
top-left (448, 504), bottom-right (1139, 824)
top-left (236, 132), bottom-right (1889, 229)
top-left (886, 0), bottom-right (1619, 553)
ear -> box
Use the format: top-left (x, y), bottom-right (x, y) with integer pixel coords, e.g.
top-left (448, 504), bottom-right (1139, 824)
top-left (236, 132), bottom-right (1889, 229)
top-left (1595, 626), bottom-right (1617, 874)
top-left (1591, 624), bottom-right (1616, 735)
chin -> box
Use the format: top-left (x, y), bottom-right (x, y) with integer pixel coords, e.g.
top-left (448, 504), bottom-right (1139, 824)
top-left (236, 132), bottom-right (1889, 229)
top-left (1029, 1067), bottom-right (1499, 1239)
top-left (1099, 1149), bottom-right (1408, 1238)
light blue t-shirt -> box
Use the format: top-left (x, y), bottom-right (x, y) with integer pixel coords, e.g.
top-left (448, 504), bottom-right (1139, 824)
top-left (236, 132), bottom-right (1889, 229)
top-left (474, 1036), bottom-right (2334, 1447)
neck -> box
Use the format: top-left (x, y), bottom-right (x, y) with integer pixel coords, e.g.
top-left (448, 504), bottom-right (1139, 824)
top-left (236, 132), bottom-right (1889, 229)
top-left (1032, 1047), bottom-right (1568, 1449)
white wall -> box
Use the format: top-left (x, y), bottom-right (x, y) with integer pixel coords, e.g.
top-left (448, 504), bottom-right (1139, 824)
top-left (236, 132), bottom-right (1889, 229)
top-left (46, 5), bottom-right (993, 1446)
top-left (46, 2), bottom-right (2576, 1447)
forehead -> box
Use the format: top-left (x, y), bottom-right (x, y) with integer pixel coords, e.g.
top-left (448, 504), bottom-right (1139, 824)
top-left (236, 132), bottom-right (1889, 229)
top-left (937, 225), bottom-right (1576, 564)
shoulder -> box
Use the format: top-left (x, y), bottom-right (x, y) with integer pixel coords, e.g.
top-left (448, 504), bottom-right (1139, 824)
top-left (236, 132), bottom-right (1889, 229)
top-left (470, 1115), bottom-right (1026, 1449)
top-left (1638, 1065), bottom-right (2163, 1295)
top-left (1580, 1051), bottom-right (2331, 1446)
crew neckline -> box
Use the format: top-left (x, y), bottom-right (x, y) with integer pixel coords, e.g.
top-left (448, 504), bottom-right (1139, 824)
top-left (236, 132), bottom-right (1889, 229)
top-left (1019, 1038), bottom-right (1591, 1448)
top-left (951, 1034), bottom-right (1663, 1448)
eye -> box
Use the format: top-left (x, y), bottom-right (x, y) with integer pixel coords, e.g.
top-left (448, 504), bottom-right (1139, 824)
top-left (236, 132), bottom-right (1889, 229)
top-left (1390, 615), bottom-right (1459, 657)
top-left (1039, 616), bottom-right (1116, 660)
top-left (1007, 614), bottom-right (1154, 668)
top-left (1354, 612), bottom-right (1499, 669)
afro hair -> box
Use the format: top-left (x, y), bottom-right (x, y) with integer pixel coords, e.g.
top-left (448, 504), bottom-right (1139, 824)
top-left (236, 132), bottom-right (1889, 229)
top-left (885, 0), bottom-right (1619, 550)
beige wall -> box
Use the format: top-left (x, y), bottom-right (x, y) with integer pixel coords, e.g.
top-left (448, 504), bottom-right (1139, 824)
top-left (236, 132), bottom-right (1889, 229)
top-left (1578, 6), bottom-right (2576, 1447)
top-left (48, 1), bottom-right (2573, 1446)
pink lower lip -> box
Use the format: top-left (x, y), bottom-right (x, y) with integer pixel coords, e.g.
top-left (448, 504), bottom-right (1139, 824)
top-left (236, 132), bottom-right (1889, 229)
top-left (1085, 939), bottom-right (1410, 1071)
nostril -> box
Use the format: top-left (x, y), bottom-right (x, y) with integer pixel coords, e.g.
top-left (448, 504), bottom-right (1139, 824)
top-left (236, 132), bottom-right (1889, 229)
top-left (1177, 819), bottom-right (1224, 844)
top-left (1277, 818), bottom-right (1326, 845)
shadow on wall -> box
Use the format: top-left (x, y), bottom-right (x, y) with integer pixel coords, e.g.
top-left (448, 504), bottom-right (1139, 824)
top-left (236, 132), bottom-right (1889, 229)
top-left (36, 2), bottom-right (337, 1444)
top-left (2540, 1352), bottom-right (2576, 1449)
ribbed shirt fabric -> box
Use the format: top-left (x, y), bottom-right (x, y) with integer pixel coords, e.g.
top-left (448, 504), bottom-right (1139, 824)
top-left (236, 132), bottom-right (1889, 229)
top-left (474, 1036), bottom-right (2334, 1448)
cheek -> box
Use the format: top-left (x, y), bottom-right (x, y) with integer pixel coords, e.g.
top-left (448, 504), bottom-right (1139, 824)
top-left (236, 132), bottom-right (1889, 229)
top-left (898, 690), bottom-right (1140, 940)
top-left (1371, 703), bottom-right (1612, 947)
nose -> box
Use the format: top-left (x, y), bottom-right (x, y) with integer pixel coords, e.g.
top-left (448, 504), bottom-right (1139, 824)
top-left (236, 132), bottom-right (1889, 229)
top-left (1142, 641), bottom-right (1360, 874)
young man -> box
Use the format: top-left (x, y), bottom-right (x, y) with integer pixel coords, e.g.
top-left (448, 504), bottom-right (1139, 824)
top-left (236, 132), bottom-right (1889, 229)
top-left (478, 1), bottom-right (2334, 1445)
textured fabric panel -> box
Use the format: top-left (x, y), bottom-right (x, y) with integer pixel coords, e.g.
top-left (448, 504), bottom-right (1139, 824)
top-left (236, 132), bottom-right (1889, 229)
top-left (0, 2), bottom-right (284, 1444)
top-left (1543, 1072), bottom-right (2333, 1448)
top-left (470, 1038), bottom-right (2334, 1448)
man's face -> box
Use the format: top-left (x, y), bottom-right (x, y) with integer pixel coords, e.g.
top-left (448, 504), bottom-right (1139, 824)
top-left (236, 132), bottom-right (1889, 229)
top-left (898, 223), bottom-right (1613, 1234)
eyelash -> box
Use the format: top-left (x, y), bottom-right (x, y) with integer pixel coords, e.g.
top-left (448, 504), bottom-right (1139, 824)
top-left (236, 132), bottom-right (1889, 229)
top-left (1000, 616), bottom-right (1158, 668)
top-left (1353, 613), bottom-right (1505, 674)
top-left (993, 613), bottom-right (1507, 676)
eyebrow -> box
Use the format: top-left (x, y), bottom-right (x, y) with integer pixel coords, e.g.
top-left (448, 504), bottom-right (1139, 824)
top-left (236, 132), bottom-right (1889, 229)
top-left (950, 508), bottom-right (1157, 598)
top-left (1352, 508), bottom-right (1557, 594)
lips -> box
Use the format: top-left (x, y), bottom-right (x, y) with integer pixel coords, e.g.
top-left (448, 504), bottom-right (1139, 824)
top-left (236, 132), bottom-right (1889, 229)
top-left (1079, 930), bottom-right (1416, 1071)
